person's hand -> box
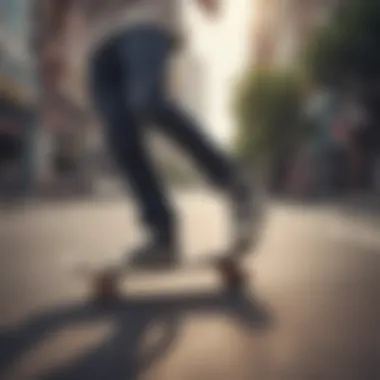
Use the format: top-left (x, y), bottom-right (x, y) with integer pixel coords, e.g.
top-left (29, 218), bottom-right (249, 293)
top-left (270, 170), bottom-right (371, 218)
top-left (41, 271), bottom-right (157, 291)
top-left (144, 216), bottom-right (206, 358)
top-left (197, 0), bottom-right (221, 18)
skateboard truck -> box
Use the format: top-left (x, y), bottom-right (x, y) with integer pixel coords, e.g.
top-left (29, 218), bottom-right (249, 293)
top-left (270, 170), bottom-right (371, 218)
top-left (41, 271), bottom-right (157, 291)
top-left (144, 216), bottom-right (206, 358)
top-left (92, 267), bottom-right (122, 303)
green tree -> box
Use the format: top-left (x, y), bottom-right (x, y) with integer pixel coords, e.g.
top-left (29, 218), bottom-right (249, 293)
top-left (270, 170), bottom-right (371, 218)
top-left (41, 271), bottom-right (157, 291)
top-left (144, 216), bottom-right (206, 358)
top-left (305, 0), bottom-right (380, 93)
top-left (233, 68), bottom-right (304, 165)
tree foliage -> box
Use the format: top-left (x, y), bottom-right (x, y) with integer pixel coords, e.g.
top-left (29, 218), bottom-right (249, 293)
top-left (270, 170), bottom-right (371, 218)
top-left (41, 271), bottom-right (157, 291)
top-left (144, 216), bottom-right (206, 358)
top-left (305, 0), bottom-right (380, 87)
top-left (233, 68), bottom-right (304, 163)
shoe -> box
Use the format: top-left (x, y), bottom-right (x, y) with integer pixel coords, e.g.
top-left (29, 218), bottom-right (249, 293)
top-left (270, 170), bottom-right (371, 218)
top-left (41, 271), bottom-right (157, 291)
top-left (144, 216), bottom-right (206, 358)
top-left (229, 172), bottom-right (264, 254)
top-left (125, 236), bottom-right (179, 269)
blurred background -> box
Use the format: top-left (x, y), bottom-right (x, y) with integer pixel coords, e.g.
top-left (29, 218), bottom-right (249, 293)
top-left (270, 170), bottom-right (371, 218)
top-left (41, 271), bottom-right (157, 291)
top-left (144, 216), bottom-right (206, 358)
top-left (1, 1), bottom-right (380, 380)
top-left (1, 0), bottom-right (379, 200)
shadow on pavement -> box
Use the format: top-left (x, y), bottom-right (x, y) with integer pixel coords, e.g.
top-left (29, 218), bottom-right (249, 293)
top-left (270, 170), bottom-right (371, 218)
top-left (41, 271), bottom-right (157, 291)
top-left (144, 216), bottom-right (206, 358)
top-left (0, 289), bottom-right (272, 380)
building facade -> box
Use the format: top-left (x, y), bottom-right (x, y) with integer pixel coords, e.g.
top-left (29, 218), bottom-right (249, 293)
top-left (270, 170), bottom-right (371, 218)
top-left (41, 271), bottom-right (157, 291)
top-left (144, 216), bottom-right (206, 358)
top-left (0, 0), bottom-right (36, 194)
top-left (253, 0), bottom-right (341, 67)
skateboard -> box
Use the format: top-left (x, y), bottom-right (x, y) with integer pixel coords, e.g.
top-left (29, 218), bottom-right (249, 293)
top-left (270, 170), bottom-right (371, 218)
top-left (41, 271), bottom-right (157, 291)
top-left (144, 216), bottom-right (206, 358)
top-left (76, 248), bottom-right (249, 303)
top-left (76, 195), bottom-right (266, 302)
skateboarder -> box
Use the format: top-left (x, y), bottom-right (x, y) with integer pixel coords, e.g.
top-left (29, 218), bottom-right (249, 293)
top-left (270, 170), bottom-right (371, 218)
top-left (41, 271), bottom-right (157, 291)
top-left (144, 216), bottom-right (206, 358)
top-left (41, 0), bottom-right (261, 267)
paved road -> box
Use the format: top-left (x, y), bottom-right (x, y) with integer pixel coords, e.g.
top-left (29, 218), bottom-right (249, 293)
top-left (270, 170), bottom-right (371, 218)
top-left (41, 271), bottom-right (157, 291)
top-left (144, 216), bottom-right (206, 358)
top-left (0, 192), bottom-right (379, 380)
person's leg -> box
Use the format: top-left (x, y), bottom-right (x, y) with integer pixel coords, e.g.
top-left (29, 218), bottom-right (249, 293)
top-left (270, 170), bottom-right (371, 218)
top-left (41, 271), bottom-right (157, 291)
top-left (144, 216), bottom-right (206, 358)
top-left (154, 103), bottom-right (236, 188)
top-left (153, 99), bottom-right (261, 254)
top-left (119, 27), bottom-right (262, 256)
top-left (120, 27), bottom-right (236, 189)
top-left (89, 37), bottom-right (177, 265)
top-left (125, 29), bottom-right (260, 254)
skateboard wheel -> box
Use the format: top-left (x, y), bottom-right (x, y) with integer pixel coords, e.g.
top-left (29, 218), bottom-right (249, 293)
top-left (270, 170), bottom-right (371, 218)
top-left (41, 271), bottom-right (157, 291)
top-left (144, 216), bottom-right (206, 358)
top-left (92, 270), bottom-right (120, 302)
top-left (217, 257), bottom-right (245, 289)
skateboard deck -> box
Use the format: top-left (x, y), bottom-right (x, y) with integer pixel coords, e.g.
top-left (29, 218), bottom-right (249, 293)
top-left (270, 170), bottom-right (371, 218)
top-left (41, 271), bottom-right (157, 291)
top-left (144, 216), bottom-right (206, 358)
top-left (76, 249), bottom-right (248, 302)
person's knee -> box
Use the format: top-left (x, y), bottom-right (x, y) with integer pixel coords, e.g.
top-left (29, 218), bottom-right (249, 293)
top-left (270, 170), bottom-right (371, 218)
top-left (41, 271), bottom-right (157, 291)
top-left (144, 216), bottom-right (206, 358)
top-left (127, 87), bottom-right (162, 119)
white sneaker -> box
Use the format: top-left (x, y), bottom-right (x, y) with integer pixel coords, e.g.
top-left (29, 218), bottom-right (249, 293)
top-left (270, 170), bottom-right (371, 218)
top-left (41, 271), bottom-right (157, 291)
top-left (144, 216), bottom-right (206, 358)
top-left (230, 174), bottom-right (265, 255)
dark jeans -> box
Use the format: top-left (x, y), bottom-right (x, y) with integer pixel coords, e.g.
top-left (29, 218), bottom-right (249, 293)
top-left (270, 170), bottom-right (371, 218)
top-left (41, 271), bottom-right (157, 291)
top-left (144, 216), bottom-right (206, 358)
top-left (89, 26), bottom-right (235, 241)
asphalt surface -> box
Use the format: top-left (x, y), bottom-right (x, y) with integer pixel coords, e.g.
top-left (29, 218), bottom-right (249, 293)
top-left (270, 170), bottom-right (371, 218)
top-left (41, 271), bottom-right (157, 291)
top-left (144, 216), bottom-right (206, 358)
top-left (0, 192), bottom-right (379, 380)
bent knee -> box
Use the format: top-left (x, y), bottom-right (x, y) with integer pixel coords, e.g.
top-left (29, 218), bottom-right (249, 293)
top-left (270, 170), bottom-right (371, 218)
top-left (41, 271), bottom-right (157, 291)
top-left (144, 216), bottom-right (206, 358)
top-left (127, 88), bottom-right (163, 118)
